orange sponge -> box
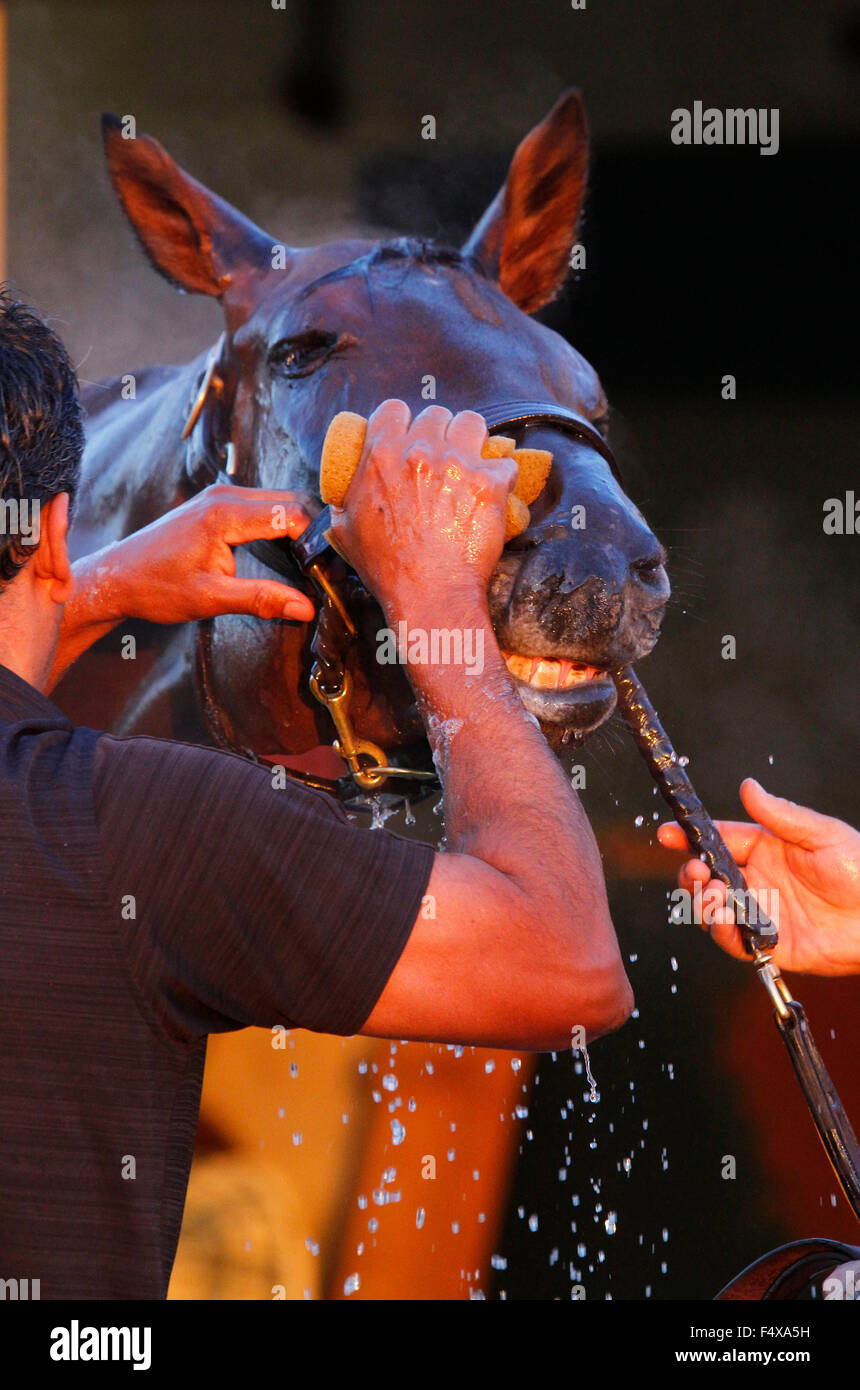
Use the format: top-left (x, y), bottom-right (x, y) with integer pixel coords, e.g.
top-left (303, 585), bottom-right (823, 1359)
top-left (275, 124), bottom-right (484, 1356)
top-left (320, 412), bottom-right (551, 540)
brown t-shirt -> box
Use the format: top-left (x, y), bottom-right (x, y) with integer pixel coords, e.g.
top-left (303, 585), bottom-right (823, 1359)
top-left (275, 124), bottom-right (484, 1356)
top-left (0, 662), bottom-right (434, 1299)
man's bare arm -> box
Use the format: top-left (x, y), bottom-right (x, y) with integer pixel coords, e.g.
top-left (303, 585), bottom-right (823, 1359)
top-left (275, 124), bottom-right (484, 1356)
top-left (329, 401), bottom-right (633, 1051)
top-left (49, 486), bottom-right (315, 691)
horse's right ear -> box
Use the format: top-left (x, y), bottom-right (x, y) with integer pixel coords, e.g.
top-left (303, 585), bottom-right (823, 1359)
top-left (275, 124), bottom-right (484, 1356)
top-left (100, 114), bottom-right (279, 320)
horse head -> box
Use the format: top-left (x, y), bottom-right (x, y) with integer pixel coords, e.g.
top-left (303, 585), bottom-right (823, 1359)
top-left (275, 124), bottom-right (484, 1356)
top-left (99, 92), bottom-right (668, 761)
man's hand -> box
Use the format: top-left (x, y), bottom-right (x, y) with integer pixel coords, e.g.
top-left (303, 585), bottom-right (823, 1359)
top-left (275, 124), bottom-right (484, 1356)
top-left (658, 778), bottom-right (860, 976)
top-left (93, 483), bottom-right (317, 625)
top-left (49, 485), bottom-right (317, 689)
top-left (328, 400), bottom-right (517, 622)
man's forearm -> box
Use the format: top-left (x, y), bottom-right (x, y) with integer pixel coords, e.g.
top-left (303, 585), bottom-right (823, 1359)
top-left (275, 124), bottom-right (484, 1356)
top-left (398, 589), bottom-right (624, 984)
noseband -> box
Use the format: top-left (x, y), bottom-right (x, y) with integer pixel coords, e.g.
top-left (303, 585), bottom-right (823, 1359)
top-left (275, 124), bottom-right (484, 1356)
top-left (180, 336), bottom-right (624, 800)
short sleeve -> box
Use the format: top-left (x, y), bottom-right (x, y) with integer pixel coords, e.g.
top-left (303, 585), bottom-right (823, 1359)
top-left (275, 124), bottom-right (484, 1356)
top-left (91, 733), bottom-right (435, 1044)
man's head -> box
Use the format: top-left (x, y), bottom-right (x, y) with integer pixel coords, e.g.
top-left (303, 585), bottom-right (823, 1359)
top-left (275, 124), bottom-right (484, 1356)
top-left (0, 288), bottom-right (82, 679)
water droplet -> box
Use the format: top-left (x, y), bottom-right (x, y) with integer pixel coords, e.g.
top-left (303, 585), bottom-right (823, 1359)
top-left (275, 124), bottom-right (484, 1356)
top-left (289, 1062), bottom-right (298, 1077)
top-left (343, 1273), bottom-right (360, 1296)
top-left (382, 1073), bottom-right (398, 1092)
top-left (511, 1057), bottom-right (522, 1072)
top-left (528, 1213), bottom-right (539, 1232)
top-left (292, 1132), bottom-right (302, 1146)
top-left (391, 1119), bottom-right (406, 1145)
top-left (604, 1210), bottom-right (617, 1235)
top-left (357, 1195), bottom-right (367, 1210)
top-left (491, 1253), bottom-right (507, 1270)
top-left (416, 1207), bottom-right (426, 1229)
top-left (278, 1107), bottom-right (285, 1119)
top-left (484, 1059), bottom-right (495, 1074)
top-left (634, 814), bottom-right (644, 827)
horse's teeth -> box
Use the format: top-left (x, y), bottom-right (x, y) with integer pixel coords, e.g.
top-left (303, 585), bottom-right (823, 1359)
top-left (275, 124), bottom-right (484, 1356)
top-left (500, 650), bottom-right (604, 689)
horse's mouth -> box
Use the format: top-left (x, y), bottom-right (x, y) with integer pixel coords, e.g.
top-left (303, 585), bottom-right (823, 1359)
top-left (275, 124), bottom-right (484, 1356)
top-left (499, 649), bottom-right (616, 729)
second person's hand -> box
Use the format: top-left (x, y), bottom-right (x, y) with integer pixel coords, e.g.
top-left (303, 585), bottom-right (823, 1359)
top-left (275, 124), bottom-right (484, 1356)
top-left (658, 778), bottom-right (860, 976)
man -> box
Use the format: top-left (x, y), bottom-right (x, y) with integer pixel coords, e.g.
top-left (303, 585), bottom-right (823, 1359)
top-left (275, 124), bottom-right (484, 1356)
top-left (0, 289), bottom-right (632, 1298)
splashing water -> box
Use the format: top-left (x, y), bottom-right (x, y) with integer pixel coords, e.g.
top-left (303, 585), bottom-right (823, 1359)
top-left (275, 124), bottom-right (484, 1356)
top-left (577, 1043), bottom-right (599, 1103)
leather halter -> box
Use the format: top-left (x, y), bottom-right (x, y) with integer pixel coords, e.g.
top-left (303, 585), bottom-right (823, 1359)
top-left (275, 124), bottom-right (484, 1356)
top-left (180, 340), bottom-right (626, 798)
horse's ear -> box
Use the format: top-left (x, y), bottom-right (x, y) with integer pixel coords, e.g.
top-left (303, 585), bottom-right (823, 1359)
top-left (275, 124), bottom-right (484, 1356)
top-left (100, 114), bottom-right (279, 318)
top-left (463, 90), bottom-right (589, 315)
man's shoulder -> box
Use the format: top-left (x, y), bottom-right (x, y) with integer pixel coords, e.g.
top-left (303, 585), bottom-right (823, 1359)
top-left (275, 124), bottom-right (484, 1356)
top-left (91, 730), bottom-right (349, 839)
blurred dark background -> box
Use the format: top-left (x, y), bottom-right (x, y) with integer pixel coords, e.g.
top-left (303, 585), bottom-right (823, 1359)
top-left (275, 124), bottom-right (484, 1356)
top-left (6, 0), bottom-right (858, 1299)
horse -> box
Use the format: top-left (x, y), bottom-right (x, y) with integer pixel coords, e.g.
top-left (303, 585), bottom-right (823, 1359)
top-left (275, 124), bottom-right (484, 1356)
top-left (56, 90), bottom-right (671, 1299)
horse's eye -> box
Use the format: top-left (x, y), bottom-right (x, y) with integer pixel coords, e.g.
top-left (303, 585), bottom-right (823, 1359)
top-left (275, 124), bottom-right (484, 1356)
top-left (269, 331), bottom-right (341, 378)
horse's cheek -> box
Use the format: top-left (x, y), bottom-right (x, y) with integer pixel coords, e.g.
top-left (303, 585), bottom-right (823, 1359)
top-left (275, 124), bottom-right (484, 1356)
top-left (208, 614), bottom-right (319, 754)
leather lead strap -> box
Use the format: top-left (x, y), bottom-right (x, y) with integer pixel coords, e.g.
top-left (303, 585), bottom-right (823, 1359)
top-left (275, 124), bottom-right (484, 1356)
top-left (613, 663), bottom-right (860, 1231)
top-left (775, 1002), bottom-right (860, 1220)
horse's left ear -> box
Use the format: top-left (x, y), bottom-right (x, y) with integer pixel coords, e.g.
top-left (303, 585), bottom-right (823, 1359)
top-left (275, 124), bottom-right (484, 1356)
top-left (463, 90), bottom-right (589, 314)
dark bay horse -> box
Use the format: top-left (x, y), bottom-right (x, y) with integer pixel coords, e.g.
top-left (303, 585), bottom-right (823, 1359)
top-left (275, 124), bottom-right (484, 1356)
top-left (60, 91), bottom-right (668, 762)
top-left (56, 91), bottom-right (671, 1299)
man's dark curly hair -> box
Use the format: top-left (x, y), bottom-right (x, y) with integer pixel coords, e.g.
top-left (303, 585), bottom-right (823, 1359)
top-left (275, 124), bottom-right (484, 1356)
top-left (0, 286), bottom-right (84, 587)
